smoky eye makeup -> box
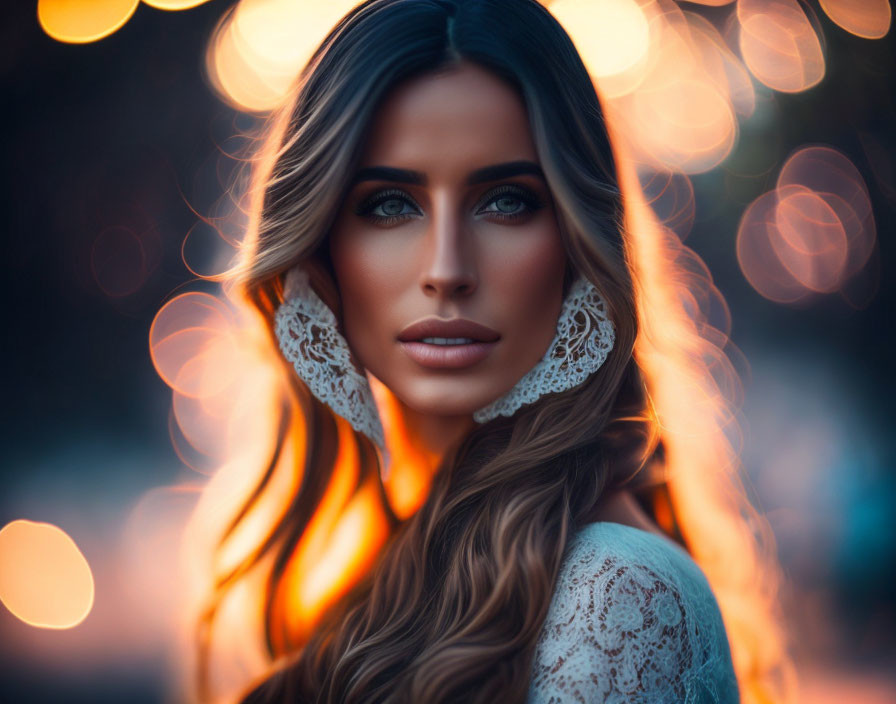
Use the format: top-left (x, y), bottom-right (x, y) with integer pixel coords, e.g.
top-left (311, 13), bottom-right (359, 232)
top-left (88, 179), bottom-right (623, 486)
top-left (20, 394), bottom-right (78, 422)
top-left (473, 183), bottom-right (545, 220)
top-left (352, 182), bottom-right (547, 226)
top-left (355, 188), bottom-right (420, 220)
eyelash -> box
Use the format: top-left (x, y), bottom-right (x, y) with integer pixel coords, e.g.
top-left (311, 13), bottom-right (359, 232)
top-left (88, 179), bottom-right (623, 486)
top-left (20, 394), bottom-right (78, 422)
top-left (354, 184), bottom-right (544, 226)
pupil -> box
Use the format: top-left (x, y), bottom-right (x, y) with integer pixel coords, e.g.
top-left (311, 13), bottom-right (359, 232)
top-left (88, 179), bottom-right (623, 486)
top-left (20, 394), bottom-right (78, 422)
top-left (497, 197), bottom-right (519, 213)
top-left (382, 199), bottom-right (403, 215)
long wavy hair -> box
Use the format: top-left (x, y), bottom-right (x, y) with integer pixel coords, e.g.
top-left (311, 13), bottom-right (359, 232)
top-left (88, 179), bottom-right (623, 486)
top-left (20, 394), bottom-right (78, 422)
top-left (181, 1), bottom-right (793, 702)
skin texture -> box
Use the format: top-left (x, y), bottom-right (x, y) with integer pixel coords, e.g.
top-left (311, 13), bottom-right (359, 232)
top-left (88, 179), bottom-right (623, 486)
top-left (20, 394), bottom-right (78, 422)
top-left (329, 62), bottom-right (567, 454)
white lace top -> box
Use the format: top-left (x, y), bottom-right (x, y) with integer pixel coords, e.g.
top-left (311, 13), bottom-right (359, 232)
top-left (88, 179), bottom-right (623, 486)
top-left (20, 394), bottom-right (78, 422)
top-left (527, 522), bottom-right (740, 704)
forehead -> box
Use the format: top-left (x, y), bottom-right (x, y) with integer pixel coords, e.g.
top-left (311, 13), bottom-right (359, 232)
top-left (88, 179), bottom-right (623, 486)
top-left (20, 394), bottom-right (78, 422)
top-left (358, 62), bottom-right (539, 171)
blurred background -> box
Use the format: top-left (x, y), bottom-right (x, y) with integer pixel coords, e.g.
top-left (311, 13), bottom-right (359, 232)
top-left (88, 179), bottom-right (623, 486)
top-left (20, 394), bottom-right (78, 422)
top-left (0, 1), bottom-right (894, 702)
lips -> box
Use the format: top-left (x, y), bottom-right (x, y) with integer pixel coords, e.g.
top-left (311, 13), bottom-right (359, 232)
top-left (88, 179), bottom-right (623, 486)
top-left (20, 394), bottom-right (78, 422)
top-left (396, 317), bottom-right (500, 369)
top-left (397, 318), bottom-right (500, 343)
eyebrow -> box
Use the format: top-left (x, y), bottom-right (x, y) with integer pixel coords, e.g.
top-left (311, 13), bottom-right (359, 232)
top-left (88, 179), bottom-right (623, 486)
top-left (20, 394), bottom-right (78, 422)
top-left (349, 160), bottom-right (546, 186)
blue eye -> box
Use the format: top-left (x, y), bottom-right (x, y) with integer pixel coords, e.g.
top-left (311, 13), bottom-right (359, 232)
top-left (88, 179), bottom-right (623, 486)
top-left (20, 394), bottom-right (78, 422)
top-left (481, 195), bottom-right (526, 216)
top-left (355, 184), bottom-right (543, 226)
top-left (477, 185), bottom-right (543, 221)
top-left (356, 189), bottom-right (421, 224)
top-left (370, 197), bottom-right (416, 218)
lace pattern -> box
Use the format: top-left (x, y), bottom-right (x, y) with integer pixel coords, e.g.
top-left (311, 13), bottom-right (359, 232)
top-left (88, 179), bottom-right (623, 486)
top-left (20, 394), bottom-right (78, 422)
top-left (275, 267), bottom-right (385, 448)
top-left (473, 276), bottom-right (615, 423)
top-left (274, 269), bottom-right (614, 446)
top-left (527, 522), bottom-right (740, 704)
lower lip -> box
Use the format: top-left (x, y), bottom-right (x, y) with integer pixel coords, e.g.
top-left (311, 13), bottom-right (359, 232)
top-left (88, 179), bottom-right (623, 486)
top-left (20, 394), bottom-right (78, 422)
top-left (398, 341), bottom-right (498, 369)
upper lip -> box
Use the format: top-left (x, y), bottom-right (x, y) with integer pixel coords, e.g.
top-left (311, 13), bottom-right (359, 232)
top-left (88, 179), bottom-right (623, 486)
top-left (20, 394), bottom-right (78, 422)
top-left (397, 317), bottom-right (500, 343)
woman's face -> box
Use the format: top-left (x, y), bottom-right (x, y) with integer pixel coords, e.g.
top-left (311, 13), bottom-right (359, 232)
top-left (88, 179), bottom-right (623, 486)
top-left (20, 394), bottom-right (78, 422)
top-left (329, 62), bottom-right (567, 418)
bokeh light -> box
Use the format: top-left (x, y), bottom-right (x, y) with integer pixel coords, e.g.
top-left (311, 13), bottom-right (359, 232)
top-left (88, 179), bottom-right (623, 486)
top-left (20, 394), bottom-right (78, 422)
top-left (737, 189), bottom-right (815, 304)
top-left (149, 292), bottom-right (236, 398)
top-left (639, 169), bottom-right (696, 238)
top-left (206, 0), bottom-right (362, 113)
top-left (819, 0), bottom-right (892, 40)
top-left (548, 0), bottom-right (650, 84)
top-left (0, 519), bottom-right (94, 629)
top-left (738, 0), bottom-right (825, 92)
top-left (556, 1), bottom-right (741, 173)
top-left (772, 184), bottom-right (848, 293)
top-left (685, 11), bottom-right (755, 118)
top-left (39, 0), bottom-right (215, 44)
top-left (142, 0), bottom-right (212, 9)
top-left (736, 145), bottom-right (876, 303)
top-left (37, 0), bottom-right (139, 44)
top-left (777, 146), bottom-right (876, 281)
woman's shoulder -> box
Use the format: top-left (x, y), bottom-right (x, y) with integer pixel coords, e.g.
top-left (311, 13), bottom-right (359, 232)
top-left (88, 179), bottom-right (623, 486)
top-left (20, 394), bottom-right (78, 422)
top-left (567, 521), bottom-right (714, 603)
top-left (527, 521), bottom-right (741, 703)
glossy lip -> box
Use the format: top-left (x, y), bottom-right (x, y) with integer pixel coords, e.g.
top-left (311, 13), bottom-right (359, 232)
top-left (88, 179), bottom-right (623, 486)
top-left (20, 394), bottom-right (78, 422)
top-left (397, 317), bottom-right (501, 370)
top-left (396, 317), bottom-right (500, 343)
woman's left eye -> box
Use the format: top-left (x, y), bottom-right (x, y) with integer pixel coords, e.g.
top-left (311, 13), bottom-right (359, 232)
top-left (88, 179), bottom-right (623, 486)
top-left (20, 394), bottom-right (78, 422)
top-left (477, 187), bottom-right (542, 220)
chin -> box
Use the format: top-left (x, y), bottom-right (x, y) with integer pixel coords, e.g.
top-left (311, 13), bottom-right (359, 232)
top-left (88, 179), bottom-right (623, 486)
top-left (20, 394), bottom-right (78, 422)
top-left (394, 378), bottom-right (502, 418)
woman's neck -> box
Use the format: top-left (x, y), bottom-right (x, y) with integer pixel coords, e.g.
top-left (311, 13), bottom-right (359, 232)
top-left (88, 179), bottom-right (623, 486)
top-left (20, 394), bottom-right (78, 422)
top-left (582, 488), bottom-right (665, 537)
top-left (398, 401), bottom-right (475, 458)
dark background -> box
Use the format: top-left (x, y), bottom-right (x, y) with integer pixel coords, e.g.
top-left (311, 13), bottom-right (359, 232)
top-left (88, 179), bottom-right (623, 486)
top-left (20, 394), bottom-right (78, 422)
top-left (1, 1), bottom-right (894, 701)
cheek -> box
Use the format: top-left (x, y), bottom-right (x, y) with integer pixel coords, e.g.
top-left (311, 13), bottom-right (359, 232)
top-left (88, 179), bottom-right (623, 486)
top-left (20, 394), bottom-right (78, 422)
top-left (329, 230), bottom-right (408, 362)
top-left (487, 225), bottom-right (567, 337)
top-left (333, 225), bottom-right (411, 283)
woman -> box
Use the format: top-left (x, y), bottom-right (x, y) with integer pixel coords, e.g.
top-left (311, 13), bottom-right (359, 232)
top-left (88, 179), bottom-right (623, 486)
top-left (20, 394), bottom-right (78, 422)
top-left (182, 0), bottom-right (793, 702)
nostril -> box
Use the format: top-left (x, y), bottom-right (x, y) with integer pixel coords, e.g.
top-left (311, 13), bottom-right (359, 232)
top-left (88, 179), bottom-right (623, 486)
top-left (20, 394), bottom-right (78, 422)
top-left (420, 273), bottom-right (477, 298)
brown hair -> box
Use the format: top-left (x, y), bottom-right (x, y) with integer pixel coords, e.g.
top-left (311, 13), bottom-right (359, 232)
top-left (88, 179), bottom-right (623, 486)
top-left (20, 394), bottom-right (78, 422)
top-left (183, 1), bottom-right (792, 702)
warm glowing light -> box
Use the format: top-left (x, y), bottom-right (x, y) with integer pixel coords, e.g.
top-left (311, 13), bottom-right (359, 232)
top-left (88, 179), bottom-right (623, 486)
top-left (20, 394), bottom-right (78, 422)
top-left (738, 0), bottom-right (825, 92)
top-left (38, 0), bottom-right (139, 44)
top-left (736, 144), bottom-right (877, 304)
top-left (685, 12), bottom-right (755, 118)
top-left (777, 146), bottom-right (876, 280)
top-left (772, 185), bottom-right (848, 293)
top-left (736, 189), bottom-right (815, 304)
top-left (292, 474), bottom-right (390, 630)
top-left (630, 75), bottom-right (736, 173)
top-left (639, 169), bottom-right (696, 238)
top-left (0, 519), bottom-right (94, 629)
top-left (588, 2), bottom-right (739, 173)
top-left (206, 9), bottom-right (285, 114)
top-left (371, 375), bottom-right (441, 519)
top-left (268, 415), bottom-right (386, 642)
top-left (610, 121), bottom-right (797, 701)
top-left (207, 0), bottom-right (361, 113)
top-left (142, 0), bottom-right (212, 9)
top-left (173, 391), bottom-right (229, 461)
top-left (550, 0), bottom-right (650, 81)
top-left (149, 292), bottom-right (236, 397)
top-left (819, 0), bottom-right (891, 40)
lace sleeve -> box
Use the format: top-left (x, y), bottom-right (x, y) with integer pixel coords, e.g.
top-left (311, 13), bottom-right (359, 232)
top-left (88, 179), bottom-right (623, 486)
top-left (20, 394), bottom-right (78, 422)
top-left (527, 524), bottom-right (740, 704)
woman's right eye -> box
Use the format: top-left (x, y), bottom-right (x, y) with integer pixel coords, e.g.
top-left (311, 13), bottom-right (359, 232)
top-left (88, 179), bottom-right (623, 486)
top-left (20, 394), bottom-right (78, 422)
top-left (370, 197), bottom-right (416, 218)
top-left (356, 190), bottom-right (420, 223)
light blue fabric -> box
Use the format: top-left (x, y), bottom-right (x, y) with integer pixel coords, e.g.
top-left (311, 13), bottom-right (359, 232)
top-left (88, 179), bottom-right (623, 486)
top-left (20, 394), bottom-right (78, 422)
top-left (527, 522), bottom-right (740, 703)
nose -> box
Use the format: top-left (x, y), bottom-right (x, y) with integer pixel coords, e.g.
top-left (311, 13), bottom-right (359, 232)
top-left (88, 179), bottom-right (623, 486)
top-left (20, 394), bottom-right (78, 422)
top-left (419, 197), bottom-right (478, 299)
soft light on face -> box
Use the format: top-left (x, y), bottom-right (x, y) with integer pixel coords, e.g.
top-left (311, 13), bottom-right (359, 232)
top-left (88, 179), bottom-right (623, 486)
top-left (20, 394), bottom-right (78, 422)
top-left (329, 62), bottom-right (567, 419)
